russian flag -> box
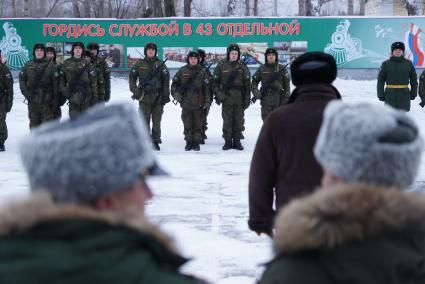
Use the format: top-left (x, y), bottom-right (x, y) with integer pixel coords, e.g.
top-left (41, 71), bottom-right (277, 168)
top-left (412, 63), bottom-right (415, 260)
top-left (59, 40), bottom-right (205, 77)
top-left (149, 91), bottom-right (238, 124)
top-left (405, 23), bottom-right (425, 67)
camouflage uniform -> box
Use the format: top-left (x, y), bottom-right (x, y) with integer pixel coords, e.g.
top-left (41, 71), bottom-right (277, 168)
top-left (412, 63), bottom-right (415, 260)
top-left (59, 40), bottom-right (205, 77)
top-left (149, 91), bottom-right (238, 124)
top-left (88, 43), bottom-right (111, 104)
top-left (0, 62), bottom-right (13, 150)
top-left (46, 46), bottom-right (66, 119)
top-left (213, 44), bottom-right (251, 150)
top-left (19, 44), bottom-right (59, 128)
top-left (129, 43), bottom-right (170, 149)
top-left (198, 49), bottom-right (214, 143)
top-left (60, 42), bottom-right (98, 118)
top-left (251, 48), bottom-right (290, 121)
top-left (377, 42), bottom-right (417, 112)
top-left (171, 52), bottom-right (211, 151)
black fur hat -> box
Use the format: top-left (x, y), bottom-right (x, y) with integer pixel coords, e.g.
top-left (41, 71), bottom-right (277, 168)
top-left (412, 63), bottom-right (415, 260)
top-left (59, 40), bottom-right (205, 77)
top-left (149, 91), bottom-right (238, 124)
top-left (144, 42), bottom-right (157, 57)
top-left (45, 46), bottom-right (56, 63)
top-left (391, 42), bottom-right (405, 52)
top-left (87, 42), bottom-right (100, 51)
top-left (33, 43), bottom-right (46, 58)
top-left (291, 51), bottom-right (337, 86)
top-left (186, 50), bottom-right (199, 64)
top-left (71, 42), bottom-right (85, 57)
top-left (265, 48), bottom-right (278, 63)
top-left (227, 43), bottom-right (240, 61)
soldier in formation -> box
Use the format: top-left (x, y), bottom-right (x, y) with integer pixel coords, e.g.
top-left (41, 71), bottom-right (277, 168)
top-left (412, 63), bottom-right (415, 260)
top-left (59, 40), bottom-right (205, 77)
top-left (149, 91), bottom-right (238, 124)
top-left (377, 41), bottom-right (417, 111)
top-left (59, 42), bottom-right (98, 118)
top-left (198, 49), bottom-right (213, 144)
top-left (213, 43), bottom-right (251, 150)
top-left (0, 50), bottom-right (13, 151)
top-left (129, 42), bottom-right (170, 151)
top-left (19, 43), bottom-right (59, 128)
top-left (87, 42), bottom-right (111, 104)
top-left (171, 50), bottom-right (211, 151)
top-left (251, 47), bottom-right (290, 120)
top-left (46, 46), bottom-right (66, 120)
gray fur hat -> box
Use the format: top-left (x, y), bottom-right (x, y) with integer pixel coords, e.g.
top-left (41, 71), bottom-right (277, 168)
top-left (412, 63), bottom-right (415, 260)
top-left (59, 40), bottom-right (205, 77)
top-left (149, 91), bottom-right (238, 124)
top-left (314, 101), bottom-right (423, 188)
top-left (20, 102), bottom-right (165, 203)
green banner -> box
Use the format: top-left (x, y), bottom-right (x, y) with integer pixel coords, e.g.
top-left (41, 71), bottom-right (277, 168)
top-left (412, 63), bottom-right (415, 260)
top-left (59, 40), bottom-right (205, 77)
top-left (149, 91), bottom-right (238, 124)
top-left (0, 17), bottom-right (423, 69)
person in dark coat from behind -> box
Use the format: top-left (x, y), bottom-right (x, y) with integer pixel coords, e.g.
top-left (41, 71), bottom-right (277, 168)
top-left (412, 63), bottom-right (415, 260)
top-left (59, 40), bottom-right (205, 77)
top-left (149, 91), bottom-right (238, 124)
top-left (248, 52), bottom-right (341, 236)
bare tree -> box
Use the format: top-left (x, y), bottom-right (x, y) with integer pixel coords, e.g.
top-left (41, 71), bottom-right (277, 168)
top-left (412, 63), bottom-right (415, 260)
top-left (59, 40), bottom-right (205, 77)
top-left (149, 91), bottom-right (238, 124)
top-left (245, 0), bottom-right (249, 16)
top-left (359, 0), bottom-right (365, 15)
top-left (253, 0), bottom-right (258, 15)
top-left (184, 0), bottom-right (191, 16)
top-left (24, 0), bottom-right (30, 17)
top-left (46, 0), bottom-right (64, 17)
top-left (164, 0), bottom-right (176, 16)
top-left (83, 0), bottom-right (91, 17)
top-left (228, 0), bottom-right (236, 15)
top-left (347, 0), bottom-right (353, 15)
top-left (72, 0), bottom-right (81, 17)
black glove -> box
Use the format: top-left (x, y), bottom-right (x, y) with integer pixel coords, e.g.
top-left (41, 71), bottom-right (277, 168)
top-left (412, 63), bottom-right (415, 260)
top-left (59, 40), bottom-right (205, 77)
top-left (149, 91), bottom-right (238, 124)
top-left (411, 94), bottom-right (416, 100)
top-left (131, 94), bottom-right (138, 100)
top-left (250, 97), bottom-right (257, 104)
top-left (378, 96), bottom-right (385, 102)
top-left (420, 101), bottom-right (425, 108)
top-left (161, 96), bottom-right (170, 105)
top-left (214, 97), bottom-right (221, 106)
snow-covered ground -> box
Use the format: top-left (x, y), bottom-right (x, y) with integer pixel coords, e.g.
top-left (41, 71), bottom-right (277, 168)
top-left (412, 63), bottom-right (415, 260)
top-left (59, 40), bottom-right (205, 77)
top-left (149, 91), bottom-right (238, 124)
top-left (1, 77), bottom-right (425, 283)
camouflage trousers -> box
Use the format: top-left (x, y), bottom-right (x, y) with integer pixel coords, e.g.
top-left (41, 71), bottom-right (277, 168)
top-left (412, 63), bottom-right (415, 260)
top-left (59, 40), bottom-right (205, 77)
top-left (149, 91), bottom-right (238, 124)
top-left (69, 102), bottom-right (91, 119)
top-left (261, 105), bottom-right (280, 121)
top-left (28, 103), bottom-right (55, 129)
top-left (0, 101), bottom-right (7, 145)
top-left (140, 102), bottom-right (164, 144)
top-left (222, 104), bottom-right (245, 140)
top-left (202, 106), bottom-right (210, 138)
top-left (182, 108), bottom-right (203, 143)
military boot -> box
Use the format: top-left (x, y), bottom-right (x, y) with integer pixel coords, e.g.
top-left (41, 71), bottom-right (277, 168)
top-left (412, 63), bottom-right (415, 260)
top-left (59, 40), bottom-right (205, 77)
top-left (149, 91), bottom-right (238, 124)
top-left (233, 139), bottom-right (244, 150)
top-left (222, 139), bottom-right (232, 150)
top-left (199, 139), bottom-right (205, 145)
top-left (153, 143), bottom-right (160, 151)
top-left (0, 144), bottom-right (4, 152)
top-left (192, 142), bottom-right (200, 151)
top-left (185, 142), bottom-right (193, 151)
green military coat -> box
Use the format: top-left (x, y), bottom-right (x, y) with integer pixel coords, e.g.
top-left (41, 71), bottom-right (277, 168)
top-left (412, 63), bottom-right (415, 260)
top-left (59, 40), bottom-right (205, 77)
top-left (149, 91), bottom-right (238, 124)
top-left (0, 193), bottom-right (206, 284)
top-left (92, 56), bottom-right (111, 102)
top-left (377, 56), bottom-right (417, 111)
top-left (258, 184), bottom-right (425, 284)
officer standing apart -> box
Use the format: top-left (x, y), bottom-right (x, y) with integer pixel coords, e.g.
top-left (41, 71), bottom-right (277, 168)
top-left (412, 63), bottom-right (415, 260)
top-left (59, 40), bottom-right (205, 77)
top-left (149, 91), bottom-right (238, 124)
top-left (213, 43), bottom-right (251, 150)
top-left (87, 42), bottom-right (111, 104)
top-left (46, 46), bottom-right (67, 120)
top-left (129, 42), bottom-right (170, 151)
top-left (377, 41), bottom-right (417, 111)
top-left (171, 51), bottom-right (211, 151)
top-left (198, 49), bottom-right (213, 144)
top-left (0, 51), bottom-right (13, 152)
top-left (60, 42), bottom-right (98, 118)
top-left (19, 43), bottom-right (59, 128)
top-left (251, 48), bottom-right (290, 121)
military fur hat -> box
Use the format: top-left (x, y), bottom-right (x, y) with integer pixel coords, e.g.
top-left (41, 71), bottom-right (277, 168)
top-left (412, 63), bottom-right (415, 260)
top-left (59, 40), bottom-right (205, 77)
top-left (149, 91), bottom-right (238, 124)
top-left (314, 101), bottom-right (423, 189)
top-left (186, 50), bottom-right (199, 64)
top-left (291, 51), bottom-right (337, 86)
top-left (20, 102), bottom-right (166, 203)
top-left (144, 42), bottom-right (157, 56)
top-left (87, 42), bottom-right (100, 51)
top-left (71, 42), bottom-right (85, 57)
top-left (265, 47), bottom-right (278, 63)
top-left (227, 43), bottom-right (240, 61)
top-left (391, 41), bottom-right (405, 52)
top-left (33, 43), bottom-right (46, 58)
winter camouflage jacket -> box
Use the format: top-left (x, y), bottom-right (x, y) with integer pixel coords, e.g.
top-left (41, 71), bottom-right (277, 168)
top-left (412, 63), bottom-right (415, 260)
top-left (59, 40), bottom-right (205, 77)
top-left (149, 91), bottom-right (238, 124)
top-left (251, 63), bottom-right (290, 106)
top-left (92, 56), bottom-right (111, 102)
top-left (0, 192), bottom-right (207, 284)
top-left (213, 59), bottom-right (251, 108)
top-left (259, 184), bottom-right (425, 284)
top-left (171, 64), bottom-right (211, 110)
top-left (0, 63), bottom-right (13, 111)
top-left (19, 58), bottom-right (59, 106)
top-left (129, 57), bottom-right (170, 105)
top-left (60, 57), bottom-right (98, 106)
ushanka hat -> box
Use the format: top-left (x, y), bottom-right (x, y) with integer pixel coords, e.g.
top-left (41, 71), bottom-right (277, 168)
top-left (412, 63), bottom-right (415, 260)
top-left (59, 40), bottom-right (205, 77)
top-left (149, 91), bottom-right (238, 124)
top-left (20, 102), bottom-right (166, 203)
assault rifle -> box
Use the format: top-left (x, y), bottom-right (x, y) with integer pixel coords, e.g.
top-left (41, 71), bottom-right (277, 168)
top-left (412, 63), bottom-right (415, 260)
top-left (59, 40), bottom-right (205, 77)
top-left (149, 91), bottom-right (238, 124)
top-left (132, 59), bottom-right (168, 102)
top-left (67, 61), bottom-right (92, 105)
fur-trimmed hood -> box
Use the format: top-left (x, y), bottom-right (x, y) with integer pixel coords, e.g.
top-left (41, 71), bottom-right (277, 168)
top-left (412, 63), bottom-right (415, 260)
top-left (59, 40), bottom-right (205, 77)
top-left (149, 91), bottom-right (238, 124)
top-left (274, 184), bottom-right (425, 254)
top-left (0, 191), bottom-right (177, 253)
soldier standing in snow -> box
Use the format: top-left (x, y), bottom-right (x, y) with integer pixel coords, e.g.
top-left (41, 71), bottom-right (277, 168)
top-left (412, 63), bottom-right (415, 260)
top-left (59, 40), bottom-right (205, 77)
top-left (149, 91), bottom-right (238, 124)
top-left (377, 41), bottom-right (417, 111)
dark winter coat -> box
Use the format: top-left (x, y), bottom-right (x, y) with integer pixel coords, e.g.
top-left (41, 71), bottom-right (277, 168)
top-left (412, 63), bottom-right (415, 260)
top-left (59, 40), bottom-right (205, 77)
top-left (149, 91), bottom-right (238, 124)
top-left (258, 184), bottom-right (425, 284)
top-left (0, 192), bottom-right (206, 284)
top-left (377, 56), bottom-right (417, 111)
top-left (248, 83), bottom-right (341, 234)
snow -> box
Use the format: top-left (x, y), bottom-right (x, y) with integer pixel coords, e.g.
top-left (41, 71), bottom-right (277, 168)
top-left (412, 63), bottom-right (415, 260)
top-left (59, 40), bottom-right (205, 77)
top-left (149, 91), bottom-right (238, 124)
top-left (1, 77), bottom-right (425, 283)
